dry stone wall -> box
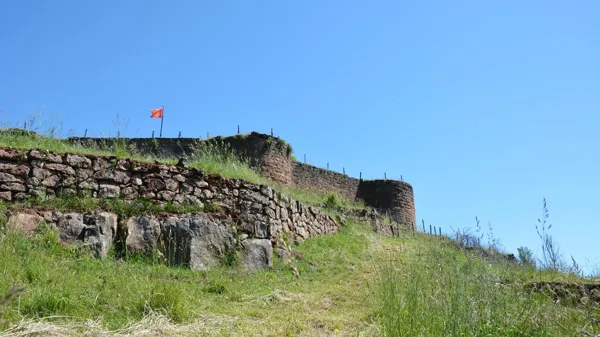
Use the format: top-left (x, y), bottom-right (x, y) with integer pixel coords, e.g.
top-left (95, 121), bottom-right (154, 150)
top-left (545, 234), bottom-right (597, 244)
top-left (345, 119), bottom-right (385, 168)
top-left (0, 147), bottom-right (339, 270)
top-left (68, 132), bottom-right (416, 226)
top-left (5, 210), bottom-right (274, 270)
top-left (291, 161), bottom-right (359, 201)
top-left (356, 180), bottom-right (416, 226)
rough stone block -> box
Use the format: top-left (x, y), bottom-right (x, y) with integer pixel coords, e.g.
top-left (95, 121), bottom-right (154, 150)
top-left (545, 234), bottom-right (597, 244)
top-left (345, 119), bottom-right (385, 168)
top-left (144, 178), bottom-right (166, 191)
top-left (0, 163), bottom-right (30, 178)
top-left (99, 183), bottom-right (120, 198)
top-left (0, 172), bottom-right (19, 183)
top-left (93, 169), bottom-right (130, 184)
top-left (161, 214), bottom-right (236, 271)
top-left (1, 182), bottom-right (26, 192)
top-left (164, 178), bottom-right (179, 191)
top-left (28, 150), bottom-right (63, 163)
top-left (66, 154), bottom-right (92, 168)
top-left (122, 186), bottom-right (139, 200)
top-left (126, 216), bottom-right (162, 255)
top-left (0, 148), bottom-right (24, 161)
top-left (242, 239), bottom-right (273, 271)
top-left (158, 190), bottom-right (175, 201)
top-left (6, 212), bottom-right (44, 234)
top-left (44, 163), bottom-right (76, 175)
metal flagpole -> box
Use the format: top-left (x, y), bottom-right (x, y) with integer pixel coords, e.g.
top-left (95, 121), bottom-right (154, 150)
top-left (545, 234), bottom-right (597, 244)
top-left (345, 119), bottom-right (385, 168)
top-left (159, 106), bottom-right (164, 138)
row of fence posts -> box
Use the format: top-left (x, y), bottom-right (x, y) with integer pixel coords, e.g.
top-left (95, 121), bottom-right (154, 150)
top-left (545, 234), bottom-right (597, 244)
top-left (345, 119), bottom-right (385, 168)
top-left (407, 219), bottom-right (443, 237)
top-left (376, 210), bottom-right (442, 238)
top-left (76, 125), bottom-right (405, 182)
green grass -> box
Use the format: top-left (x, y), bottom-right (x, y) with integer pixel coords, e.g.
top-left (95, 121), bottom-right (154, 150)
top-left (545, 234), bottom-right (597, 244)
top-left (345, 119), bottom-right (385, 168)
top-left (3, 126), bottom-right (598, 336)
top-left (0, 220), bottom-right (380, 336)
top-left (375, 234), bottom-right (600, 337)
top-left (1, 215), bottom-right (599, 335)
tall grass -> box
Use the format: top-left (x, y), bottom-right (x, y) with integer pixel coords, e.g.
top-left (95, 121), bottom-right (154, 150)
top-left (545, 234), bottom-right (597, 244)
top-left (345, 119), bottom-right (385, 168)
top-left (375, 235), bottom-right (600, 337)
top-left (0, 219), bottom-right (376, 334)
top-left (188, 139), bottom-right (268, 185)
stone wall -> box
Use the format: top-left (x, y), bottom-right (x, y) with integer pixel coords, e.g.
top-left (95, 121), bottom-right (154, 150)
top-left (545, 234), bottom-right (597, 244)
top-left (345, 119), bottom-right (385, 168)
top-left (6, 210), bottom-right (275, 271)
top-left (68, 132), bottom-right (416, 224)
top-left (356, 180), bottom-right (416, 226)
top-left (69, 132), bottom-right (294, 185)
top-left (0, 147), bottom-right (338, 252)
top-left (68, 137), bottom-right (202, 158)
top-left (292, 161), bottom-right (360, 201)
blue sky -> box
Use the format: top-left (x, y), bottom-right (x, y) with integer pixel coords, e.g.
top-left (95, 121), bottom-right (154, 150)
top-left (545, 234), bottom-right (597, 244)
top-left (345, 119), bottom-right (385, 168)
top-left (1, 1), bottom-right (599, 271)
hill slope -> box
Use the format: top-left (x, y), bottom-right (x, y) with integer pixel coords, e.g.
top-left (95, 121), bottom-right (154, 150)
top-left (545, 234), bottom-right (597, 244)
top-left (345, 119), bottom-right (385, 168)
top-left (1, 220), bottom-right (599, 337)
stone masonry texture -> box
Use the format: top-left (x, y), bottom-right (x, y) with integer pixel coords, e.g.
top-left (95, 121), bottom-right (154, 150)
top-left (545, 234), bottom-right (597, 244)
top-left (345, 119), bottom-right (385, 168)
top-left (0, 147), bottom-right (339, 250)
top-left (68, 132), bottom-right (417, 225)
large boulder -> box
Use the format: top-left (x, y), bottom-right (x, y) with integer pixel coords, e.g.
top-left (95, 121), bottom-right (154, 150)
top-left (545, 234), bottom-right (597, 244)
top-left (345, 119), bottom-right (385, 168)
top-left (125, 215), bottom-right (162, 255)
top-left (242, 238), bottom-right (273, 271)
top-left (54, 212), bottom-right (117, 258)
top-left (6, 212), bottom-right (45, 234)
top-left (161, 214), bottom-right (236, 271)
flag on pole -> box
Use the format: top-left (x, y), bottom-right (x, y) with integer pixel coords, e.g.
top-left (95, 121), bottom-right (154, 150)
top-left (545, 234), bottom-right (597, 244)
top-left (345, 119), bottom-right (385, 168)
top-left (150, 107), bottom-right (164, 118)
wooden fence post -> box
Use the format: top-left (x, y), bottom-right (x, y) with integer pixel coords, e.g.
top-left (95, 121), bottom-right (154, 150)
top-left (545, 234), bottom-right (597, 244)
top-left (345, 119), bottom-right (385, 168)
top-left (271, 128), bottom-right (273, 136)
top-left (84, 129), bottom-right (88, 138)
top-left (178, 131), bottom-right (181, 138)
top-left (429, 224), bottom-right (432, 235)
top-left (422, 219), bottom-right (425, 232)
top-left (237, 125), bottom-right (240, 134)
top-left (152, 130), bottom-right (155, 139)
top-left (304, 154), bottom-right (306, 163)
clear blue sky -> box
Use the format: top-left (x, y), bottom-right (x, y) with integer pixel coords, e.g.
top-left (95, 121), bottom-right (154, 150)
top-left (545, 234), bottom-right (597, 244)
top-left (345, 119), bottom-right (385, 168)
top-left (1, 1), bottom-right (599, 272)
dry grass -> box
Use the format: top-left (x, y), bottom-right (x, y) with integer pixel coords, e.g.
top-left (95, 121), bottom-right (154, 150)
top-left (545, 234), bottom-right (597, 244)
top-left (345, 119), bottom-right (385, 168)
top-left (2, 312), bottom-right (239, 337)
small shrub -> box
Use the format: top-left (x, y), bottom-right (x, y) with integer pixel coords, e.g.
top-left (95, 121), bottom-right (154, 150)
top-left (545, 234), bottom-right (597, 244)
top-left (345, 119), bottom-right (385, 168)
top-left (517, 246), bottom-right (537, 268)
top-left (323, 193), bottom-right (341, 209)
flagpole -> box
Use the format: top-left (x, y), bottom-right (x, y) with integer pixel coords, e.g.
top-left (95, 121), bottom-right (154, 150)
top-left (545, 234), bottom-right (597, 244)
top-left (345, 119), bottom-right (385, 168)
top-left (159, 106), bottom-right (164, 138)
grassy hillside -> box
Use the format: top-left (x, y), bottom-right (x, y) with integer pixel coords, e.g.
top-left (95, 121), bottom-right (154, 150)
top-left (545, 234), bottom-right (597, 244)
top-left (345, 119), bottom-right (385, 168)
top-left (1, 220), bottom-right (599, 336)
top-left (0, 127), bottom-right (599, 336)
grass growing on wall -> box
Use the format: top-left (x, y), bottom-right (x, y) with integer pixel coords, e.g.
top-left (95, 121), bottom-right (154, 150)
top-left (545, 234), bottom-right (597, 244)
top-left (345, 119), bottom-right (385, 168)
top-left (0, 127), bottom-right (367, 211)
top-left (188, 139), bottom-right (269, 186)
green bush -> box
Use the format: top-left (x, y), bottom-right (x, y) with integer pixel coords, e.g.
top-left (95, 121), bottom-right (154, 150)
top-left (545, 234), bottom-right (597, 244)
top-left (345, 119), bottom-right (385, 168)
top-left (323, 193), bottom-right (341, 209)
top-left (518, 246), bottom-right (537, 268)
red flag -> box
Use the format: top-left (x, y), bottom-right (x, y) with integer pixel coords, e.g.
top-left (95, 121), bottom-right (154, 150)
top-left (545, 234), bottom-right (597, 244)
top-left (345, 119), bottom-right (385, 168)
top-left (150, 107), bottom-right (164, 118)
